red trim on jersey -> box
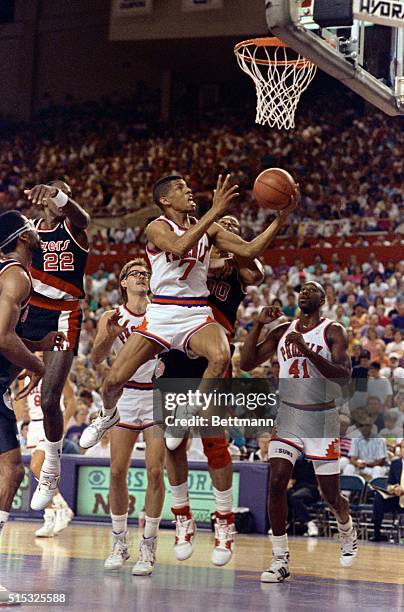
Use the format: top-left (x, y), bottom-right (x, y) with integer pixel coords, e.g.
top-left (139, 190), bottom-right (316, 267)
top-left (67, 308), bottom-right (81, 350)
top-left (64, 219), bottom-right (89, 253)
top-left (132, 329), bottom-right (171, 350)
top-left (151, 296), bottom-right (208, 306)
top-left (146, 244), bottom-right (162, 255)
top-left (31, 268), bottom-right (83, 298)
top-left (29, 294), bottom-right (80, 311)
top-left (323, 320), bottom-right (334, 352)
top-left (182, 317), bottom-right (217, 354)
top-left (36, 219), bottom-right (61, 232)
top-left (123, 304), bottom-right (146, 317)
top-left (295, 318), bottom-right (325, 334)
top-left (123, 381), bottom-right (153, 390)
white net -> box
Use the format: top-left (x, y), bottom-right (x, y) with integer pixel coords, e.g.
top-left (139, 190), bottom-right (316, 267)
top-left (234, 38), bottom-right (317, 130)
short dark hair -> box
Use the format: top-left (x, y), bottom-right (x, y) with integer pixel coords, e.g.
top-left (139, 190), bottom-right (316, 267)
top-left (152, 175), bottom-right (182, 209)
top-left (369, 361), bottom-right (381, 370)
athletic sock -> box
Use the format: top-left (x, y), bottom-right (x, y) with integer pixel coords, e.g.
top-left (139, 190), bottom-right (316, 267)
top-left (170, 482), bottom-right (189, 510)
top-left (337, 516), bottom-right (353, 533)
top-left (271, 534), bottom-right (289, 557)
top-left (0, 511), bottom-right (9, 539)
top-left (144, 516), bottom-right (161, 539)
top-left (42, 438), bottom-right (63, 474)
top-left (102, 406), bottom-right (117, 418)
top-left (111, 512), bottom-right (128, 537)
top-left (212, 486), bottom-right (233, 514)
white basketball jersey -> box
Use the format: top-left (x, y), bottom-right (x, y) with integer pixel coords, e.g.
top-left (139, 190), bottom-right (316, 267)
top-left (26, 379), bottom-right (43, 420)
top-left (277, 318), bottom-right (338, 405)
top-left (146, 216), bottom-right (210, 299)
top-left (112, 304), bottom-right (157, 384)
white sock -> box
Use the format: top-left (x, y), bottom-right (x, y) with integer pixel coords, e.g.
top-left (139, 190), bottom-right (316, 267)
top-left (337, 516), bottom-right (353, 532)
top-left (213, 486), bottom-right (233, 514)
top-left (102, 405), bottom-right (117, 418)
top-left (144, 516), bottom-right (160, 539)
top-left (170, 482), bottom-right (189, 509)
top-left (271, 534), bottom-right (289, 557)
top-left (111, 512), bottom-right (128, 536)
top-left (42, 438), bottom-right (63, 474)
top-left (0, 511), bottom-right (9, 538)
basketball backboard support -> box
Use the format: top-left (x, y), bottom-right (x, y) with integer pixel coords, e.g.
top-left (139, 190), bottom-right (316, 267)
top-left (265, 0), bottom-right (404, 116)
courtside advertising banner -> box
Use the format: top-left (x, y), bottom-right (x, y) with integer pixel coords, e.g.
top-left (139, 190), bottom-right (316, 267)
top-left (112, 0), bottom-right (153, 17)
top-left (182, 0), bottom-right (223, 12)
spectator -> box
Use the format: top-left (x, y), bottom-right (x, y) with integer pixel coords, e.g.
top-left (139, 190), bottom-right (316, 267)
top-left (379, 410), bottom-right (403, 441)
top-left (362, 328), bottom-right (386, 362)
top-left (367, 363), bottom-right (393, 407)
top-left (344, 420), bottom-right (387, 478)
top-left (249, 431), bottom-right (271, 462)
top-left (392, 303), bottom-right (404, 332)
top-left (385, 330), bottom-right (404, 356)
top-left (66, 408), bottom-right (89, 445)
top-left (371, 439), bottom-right (404, 541)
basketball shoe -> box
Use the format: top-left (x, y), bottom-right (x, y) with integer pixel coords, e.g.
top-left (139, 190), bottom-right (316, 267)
top-left (339, 526), bottom-right (358, 567)
top-left (260, 553), bottom-right (290, 583)
top-left (132, 536), bottom-right (157, 576)
top-left (172, 507), bottom-right (196, 561)
top-left (104, 533), bottom-right (130, 570)
top-left (79, 409), bottom-right (120, 449)
top-left (31, 471), bottom-right (59, 511)
top-left (35, 508), bottom-right (56, 538)
top-left (211, 512), bottom-right (235, 566)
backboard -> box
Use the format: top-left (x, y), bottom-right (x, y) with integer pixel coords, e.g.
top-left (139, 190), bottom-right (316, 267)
top-left (265, 0), bottom-right (404, 116)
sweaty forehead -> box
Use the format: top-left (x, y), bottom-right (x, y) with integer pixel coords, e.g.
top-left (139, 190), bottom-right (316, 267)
top-left (171, 179), bottom-right (187, 189)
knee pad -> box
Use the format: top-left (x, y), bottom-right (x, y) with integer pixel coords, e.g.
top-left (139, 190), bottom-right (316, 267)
top-left (202, 437), bottom-right (232, 469)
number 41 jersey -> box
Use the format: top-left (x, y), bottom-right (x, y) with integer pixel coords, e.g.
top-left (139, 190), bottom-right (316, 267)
top-left (30, 218), bottom-right (88, 308)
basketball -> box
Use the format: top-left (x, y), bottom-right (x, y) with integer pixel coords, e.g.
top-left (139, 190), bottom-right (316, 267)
top-left (253, 168), bottom-right (297, 210)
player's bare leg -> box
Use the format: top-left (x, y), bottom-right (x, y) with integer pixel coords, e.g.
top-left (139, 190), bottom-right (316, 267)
top-left (261, 457), bottom-right (294, 583)
top-left (132, 426), bottom-right (165, 576)
top-left (104, 427), bottom-right (138, 570)
top-left (80, 334), bottom-right (161, 449)
top-left (31, 351), bottom-right (73, 511)
top-left (317, 472), bottom-right (357, 567)
top-left (30, 450), bottom-right (72, 537)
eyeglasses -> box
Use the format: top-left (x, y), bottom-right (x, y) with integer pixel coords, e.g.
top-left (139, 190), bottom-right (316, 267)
top-left (125, 270), bottom-right (151, 280)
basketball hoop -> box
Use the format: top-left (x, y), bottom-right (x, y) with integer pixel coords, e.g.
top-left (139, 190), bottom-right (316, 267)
top-left (234, 37), bottom-right (317, 130)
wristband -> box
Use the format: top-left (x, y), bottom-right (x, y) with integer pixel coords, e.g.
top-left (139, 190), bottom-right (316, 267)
top-left (50, 189), bottom-right (68, 208)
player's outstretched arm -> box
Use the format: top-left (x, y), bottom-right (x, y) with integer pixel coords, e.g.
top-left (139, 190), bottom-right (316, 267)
top-left (210, 192), bottom-right (297, 259)
top-left (91, 310), bottom-right (128, 366)
top-left (24, 184), bottom-right (90, 229)
top-left (147, 174), bottom-right (239, 257)
top-left (0, 269), bottom-right (44, 376)
top-left (240, 307), bottom-right (288, 371)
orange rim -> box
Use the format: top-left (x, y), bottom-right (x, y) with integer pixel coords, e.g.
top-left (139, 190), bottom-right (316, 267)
top-left (234, 37), bottom-right (315, 68)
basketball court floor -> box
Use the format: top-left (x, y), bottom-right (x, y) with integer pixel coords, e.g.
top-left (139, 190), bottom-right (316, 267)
top-left (1, 522), bottom-right (403, 610)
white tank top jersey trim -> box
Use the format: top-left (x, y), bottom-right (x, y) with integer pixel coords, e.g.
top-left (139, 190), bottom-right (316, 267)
top-left (112, 304), bottom-right (157, 384)
top-left (146, 216), bottom-right (210, 299)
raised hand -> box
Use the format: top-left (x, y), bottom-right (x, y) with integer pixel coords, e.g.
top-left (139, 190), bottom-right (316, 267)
top-left (258, 306), bottom-right (283, 325)
top-left (24, 184), bottom-right (58, 206)
top-left (212, 174), bottom-right (239, 217)
top-left (106, 311), bottom-right (129, 338)
top-left (278, 184), bottom-right (300, 218)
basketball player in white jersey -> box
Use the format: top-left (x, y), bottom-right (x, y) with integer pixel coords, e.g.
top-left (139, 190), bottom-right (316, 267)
top-left (91, 259), bottom-right (164, 576)
top-left (80, 174), bottom-right (296, 563)
top-left (240, 282), bottom-right (357, 582)
top-left (15, 369), bottom-right (75, 537)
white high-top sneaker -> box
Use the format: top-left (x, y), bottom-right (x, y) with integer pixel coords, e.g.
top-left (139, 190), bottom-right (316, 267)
top-left (172, 509), bottom-right (196, 561)
top-left (35, 508), bottom-right (56, 538)
top-left (261, 553), bottom-right (290, 583)
top-left (104, 533), bottom-right (130, 570)
top-left (79, 410), bottom-right (120, 449)
top-left (339, 526), bottom-right (358, 567)
top-left (31, 471), bottom-right (59, 511)
top-left (211, 512), bottom-right (236, 566)
top-left (132, 536), bottom-right (157, 576)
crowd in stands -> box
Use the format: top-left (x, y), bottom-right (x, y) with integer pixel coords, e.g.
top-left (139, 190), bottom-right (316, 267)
top-left (7, 88), bottom-right (402, 473)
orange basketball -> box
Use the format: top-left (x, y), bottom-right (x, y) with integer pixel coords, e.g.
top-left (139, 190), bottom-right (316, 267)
top-left (253, 168), bottom-right (296, 210)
